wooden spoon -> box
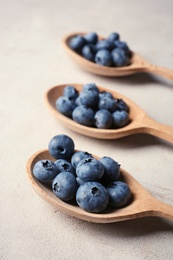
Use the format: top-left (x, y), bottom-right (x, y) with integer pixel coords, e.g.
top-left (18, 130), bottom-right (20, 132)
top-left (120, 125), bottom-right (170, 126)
top-left (26, 149), bottom-right (173, 223)
top-left (45, 84), bottom-right (173, 144)
top-left (62, 32), bottom-right (173, 80)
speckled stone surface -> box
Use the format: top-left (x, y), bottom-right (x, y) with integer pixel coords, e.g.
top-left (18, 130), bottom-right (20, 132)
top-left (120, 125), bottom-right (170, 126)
top-left (0, 0), bottom-right (173, 259)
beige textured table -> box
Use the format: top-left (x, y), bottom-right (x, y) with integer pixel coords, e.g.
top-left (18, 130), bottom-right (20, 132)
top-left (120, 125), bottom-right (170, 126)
top-left (1, 0), bottom-right (173, 259)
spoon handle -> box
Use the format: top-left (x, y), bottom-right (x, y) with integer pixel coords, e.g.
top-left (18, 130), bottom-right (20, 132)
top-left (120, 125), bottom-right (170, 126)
top-left (140, 115), bottom-right (173, 143)
top-left (150, 198), bottom-right (173, 221)
top-left (144, 64), bottom-right (173, 80)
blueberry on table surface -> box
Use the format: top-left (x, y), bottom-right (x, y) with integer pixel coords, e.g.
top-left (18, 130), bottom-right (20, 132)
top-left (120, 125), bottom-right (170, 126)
top-left (56, 96), bottom-right (76, 117)
top-left (54, 159), bottom-right (75, 176)
top-left (84, 32), bottom-right (98, 44)
top-left (72, 105), bottom-right (95, 127)
top-left (52, 172), bottom-right (78, 201)
top-left (107, 181), bottom-right (131, 207)
top-left (70, 35), bottom-right (86, 53)
top-left (99, 156), bottom-right (120, 183)
top-left (112, 110), bottom-right (129, 128)
top-left (76, 181), bottom-right (109, 213)
top-left (63, 85), bottom-right (79, 101)
top-left (48, 134), bottom-right (75, 160)
top-left (76, 158), bottom-right (104, 182)
top-left (95, 49), bottom-right (112, 67)
top-left (94, 109), bottom-right (113, 129)
top-left (33, 160), bottom-right (58, 182)
top-left (71, 150), bottom-right (93, 168)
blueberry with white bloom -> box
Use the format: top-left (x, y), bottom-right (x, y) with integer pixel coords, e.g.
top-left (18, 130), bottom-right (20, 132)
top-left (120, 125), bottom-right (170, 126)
top-left (112, 110), bottom-right (129, 128)
top-left (116, 99), bottom-right (129, 112)
top-left (107, 32), bottom-right (120, 43)
top-left (111, 48), bottom-right (129, 67)
top-left (56, 96), bottom-right (76, 117)
top-left (107, 181), bottom-right (131, 207)
top-left (54, 159), bottom-right (75, 176)
top-left (98, 96), bottom-right (117, 113)
top-left (84, 32), bottom-right (98, 44)
top-left (52, 172), bottom-right (78, 201)
top-left (70, 35), bottom-right (86, 53)
top-left (99, 156), bottom-right (120, 183)
top-left (63, 85), bottom-right (79, 101)
top-left (33, 160), bottom-right (57, 182)
top-left (82, 83), bottom-right (99, 94)
top-left (48, 134), bottom-right (75, 160)
top-left (72, 105), bottom-right (95, 126)
top-left (76, 181), bottom-right (109, 213)
top-left (76, 158), bottom-right (104, 182)
top-left (95, 49), bottom-right (112, 66)
top-left (94, 109), bottom-right (113, 129)
top-left (71, 150), bottom-right (93, 168)
top-left (99, 91), bottom-right (113, 100)
top-left (81, 44), bottom-right (96, 62)
top-left (96, 40), bottom-right (114, 51)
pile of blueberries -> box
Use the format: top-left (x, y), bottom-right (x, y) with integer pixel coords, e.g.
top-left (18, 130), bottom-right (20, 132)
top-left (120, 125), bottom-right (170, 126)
top-left (56, 83), bottom-right (129, 129)
top-left (69, 32), bottom-right (132, 67)
top-left (33, 134), bottom-right (131, 213)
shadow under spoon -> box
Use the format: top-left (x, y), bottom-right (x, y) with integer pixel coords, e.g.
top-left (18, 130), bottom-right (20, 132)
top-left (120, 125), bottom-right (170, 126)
top-left (45, 84), bottom-right (173, 144)
top-left (26, 149), bottom-right (173, 223)
top-left (62, 32), bottom-right (173, 80)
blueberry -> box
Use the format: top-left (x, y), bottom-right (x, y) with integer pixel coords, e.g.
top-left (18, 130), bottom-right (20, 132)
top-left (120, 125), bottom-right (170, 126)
top-left (79, 90), bottom-right (99, 108)
top-left (71, 150), bottom-right (93, 168)
top-left (94, 109), bottom-right (113, 129)
top-left (76, 158), bottom-right (104, 182)
top-left (76, 181), bottom-right (109, 213)
top-left (98, 96), bottom-right (117, 113)
top-left (82, 83), bottom-right (99, 94)
top-left (72, 105), bottom-right (95, 127)
top-left (81, 44), bottom-right (96, 62)
top-left (116, 99), bottom-right (129, 112)
top-left (52, 172), bottom-right (77, 201)
top-left (107, 32), bottom-right (120, 43)
top-left (48, 134), bottom-right (75, 160)
top-left (99, 91), bottom-right (113, 99)
top-left (107, 181), bottom-right (131, 207)
top-left (56, 96), bottom-right (76, 117)
top-left (54, 159), bottom-right (75, 176)
top-left (33, 160), bottom-right (57, 182)
top-left (111, 48), bottom-right (129, 67)
top-left (99, 156), bottom-right (120, 183)
top-left (112, 110), bottom-right (129, 128)
top-left (96, 40), bottom-right (113, 51)
top-left (80, 83), bottom-right (99, 108)
top-left (63, 85), bottom-right (78, 101)
top-left (114, 40), bottom-right (129, 52)
top-left (95, 49), bottom-right (112, 67)
top-left (70, 35), bottom-right (86, 53)
top-left (84, 32), bottom-right (98, 44)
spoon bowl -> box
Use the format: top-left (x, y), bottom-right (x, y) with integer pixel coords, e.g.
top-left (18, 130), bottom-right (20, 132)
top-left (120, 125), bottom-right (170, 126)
top-left (26, 149), bottom-right (173, 223)
top-left (45, 84), bottom-right (173, 143)
top-left (62, 32), bottom-right (173, 80)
